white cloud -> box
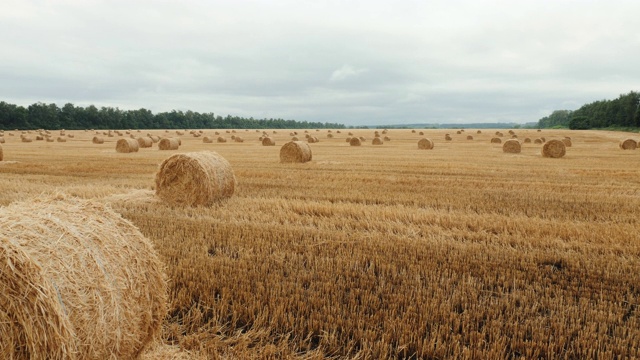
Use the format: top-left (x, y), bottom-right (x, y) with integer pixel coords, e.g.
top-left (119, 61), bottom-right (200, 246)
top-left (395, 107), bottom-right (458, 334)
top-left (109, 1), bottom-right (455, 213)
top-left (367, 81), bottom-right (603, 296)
top-left (329, 64), bottom-right (368, 82)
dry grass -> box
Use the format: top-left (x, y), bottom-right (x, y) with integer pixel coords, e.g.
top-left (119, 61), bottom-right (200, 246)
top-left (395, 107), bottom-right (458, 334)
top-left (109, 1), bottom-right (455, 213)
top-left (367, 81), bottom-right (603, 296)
top-left (0, 195), bottom-right (166, 359)
top-left (1, 128), bottom-right (640, 359)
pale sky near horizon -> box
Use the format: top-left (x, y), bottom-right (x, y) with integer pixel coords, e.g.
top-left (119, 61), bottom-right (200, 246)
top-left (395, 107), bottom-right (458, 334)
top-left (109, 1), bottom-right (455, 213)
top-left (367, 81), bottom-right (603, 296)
top-left (1, 0), bottom-right (638, 126)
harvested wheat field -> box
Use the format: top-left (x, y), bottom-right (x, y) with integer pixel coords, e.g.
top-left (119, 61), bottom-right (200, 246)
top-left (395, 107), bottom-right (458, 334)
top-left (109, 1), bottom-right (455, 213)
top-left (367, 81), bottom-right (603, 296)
top-left (0, 128), bottom-right (640, 359)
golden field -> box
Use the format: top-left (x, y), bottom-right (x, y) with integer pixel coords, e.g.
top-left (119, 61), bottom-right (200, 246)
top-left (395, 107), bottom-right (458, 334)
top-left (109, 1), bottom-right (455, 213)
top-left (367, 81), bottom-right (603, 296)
top-left (1, 128), bottom-right (640, 359)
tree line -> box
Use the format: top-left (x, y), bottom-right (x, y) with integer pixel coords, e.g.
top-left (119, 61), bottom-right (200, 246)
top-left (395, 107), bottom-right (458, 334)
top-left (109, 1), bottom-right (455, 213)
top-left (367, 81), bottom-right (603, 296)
top-left (537, 91), bottom-right (640, 129)
top-left (0, 101), bottom-right (346, 130)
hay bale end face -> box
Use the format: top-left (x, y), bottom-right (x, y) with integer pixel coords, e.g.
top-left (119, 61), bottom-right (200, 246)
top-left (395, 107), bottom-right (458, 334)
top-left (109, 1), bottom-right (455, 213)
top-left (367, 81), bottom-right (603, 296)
top-left (203, 136), bottom-right (214, 143)
top-left (372, 137), bottom-right (383, 145)
top-left (349, 137), bottom-right (362, 146)
top-left (155, 151), bottom-right (236, 206)
top-left (92, 136), bottom-right (104, 144)
top-left (137, 137), bottom-right (153, 148)
top-left (620, 139), bottom-right (638, 150)
top-left (417, 138), bottom-right (434, 150)
top-left (280, 141), bottom-right (312, 163)
top-left (262, 137), bottom-right (276, 146)
top-left (116, 138), bottom-right (139, 153)
top-left (562, 138), bottom-right (572, 147)
top-left (0, 196), bottom-right (167, 359)
top-left (217, 137), bottom-right (227, 143)
top-left (502, 139), bottom-right (521, 153)
top-left (491, 137), bottom-right (502, 144)
top-left (542, 139), bottom-right (566, 158)
top-left (158, 138), bottom-right (180, 150)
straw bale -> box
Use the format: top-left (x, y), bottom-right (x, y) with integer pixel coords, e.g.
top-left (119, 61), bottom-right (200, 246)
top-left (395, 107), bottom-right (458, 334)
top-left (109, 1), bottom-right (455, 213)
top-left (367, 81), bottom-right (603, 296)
top-left (307, 136), bottom-right (318, 144)
top-left (490, 137), bottom-right (502, 144)
top-left (155, 151), bottom-right (236, 206)
top-left (203, 136), bottom-right (214, 143)
top-left (348, 132), bottom-right (353, 136)
top-left (234, 136), bottom-right (244, 143)
top-left (358, 136), bottom-right (366, 142)
top-left (411, 130), bottom-right (416, 133)
top-left (327, 133), bottom-right (334, 138)
top-left (56, 137), bottom-right (67, 142)
top-left (511, 135), bottom-right (518, 139)
top-left (291, 136), bottom-right (299, 141)
top-left (534, 138), bottom-right (543, 144)
top-left (619, 139), bottom-right (637, 150)
top-left (280, 141), bottom-right (312, 163)
top-left (418, 131), bottom-right (424, 135)
top-left (345, 137), bottom-right (352, 143)
top-left (456, 131), bottom-right (462, 134)
top-left (0, 137), bottom-right (4, 143)
top-left (262, 137), bottom-right (276, 146)
top-left (0, 196), bottom-right (167, 359)
top-left (477, 130), bottom-right (482, 134)
top-left (502, 139), bottom-right (521, 153)
top-left (46, 137), bottom-right (54, 142)
top-left (137, 137), bottom-right (153, 148)
top-left (349, 137), bottom-right (362, 146)
top-left (92, 136), bottom-right (104, 144)
top-left (540, 137), bottom-right (546, 142)
top-left (231, 135), bottom-right (236, 140)
top-left (562, 138), bottom-right (572, 147)
top-left (36, 135), bottom-right (44, 140)
top-left (445, 134), bottom-right (452, 141)
top-left (417, 138), bottom-right (434, 150)
top-left (524, 138), bottom-right (531, 143)
top-left (466, 135), bottom-right (474, 140)
top-left (21, 137), bottom-right (32, 143)
top-left (158, 138), bottom-right (180, 150)
top-left (67, 134), bottom-right (74, 138)
top-left (217, 137), bottom-right (227, 143)
top-left (149, 135), bottom-right (160, 143)
top-left (372, 137), bottom-right (383, 145)
top-left (384, 136), bottom-right (391, 141)
top-left (116, 138), bottom-right (139, 153)
top-left (542, 139), bottom-right (566, 158)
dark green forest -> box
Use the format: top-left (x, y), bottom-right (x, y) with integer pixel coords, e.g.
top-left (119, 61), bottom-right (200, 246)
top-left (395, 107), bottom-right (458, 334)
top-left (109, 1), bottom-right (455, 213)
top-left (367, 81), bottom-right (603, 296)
top-left (0, 101), bottom-right (345, 130)
top-left (537, 91), bottom-right (640, 129)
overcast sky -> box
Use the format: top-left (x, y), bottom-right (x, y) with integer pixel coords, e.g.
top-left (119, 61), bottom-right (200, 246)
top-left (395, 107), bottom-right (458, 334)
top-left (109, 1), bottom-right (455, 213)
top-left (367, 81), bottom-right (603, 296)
top-left (1, 0), bottom-right (638, 126)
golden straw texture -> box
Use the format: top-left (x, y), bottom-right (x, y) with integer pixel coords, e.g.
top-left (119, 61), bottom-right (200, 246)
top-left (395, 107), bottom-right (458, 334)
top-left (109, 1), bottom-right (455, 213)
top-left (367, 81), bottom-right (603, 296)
top-left (417, 138), bottom-right (434, 150)
top-left (502, 139), bottom-right (521, 153)
top-left (116, 138), bottom-right (139, 153)
top-left (0, 195), bottom-right (167, 359)
top-left (158, 138), bottom-right (180, 150)
top-left (619, 139), bottom-right (637, 150)
top-left (155, 151), bottom-right (236, 206)
top-left (542, 139), bottom-right (566, 158)
top-left (279, 141), bottom-right (312, 163)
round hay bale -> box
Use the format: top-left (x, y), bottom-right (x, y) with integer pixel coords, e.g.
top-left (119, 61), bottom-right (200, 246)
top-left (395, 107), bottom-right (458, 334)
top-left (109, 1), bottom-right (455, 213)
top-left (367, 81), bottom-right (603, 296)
top-left (0, 196), bottom-right (167, 359)
top-left (308, 136), bottom-right (319, 144)
top-left (511, 135), bottom-right (518, 139)
top-left (411, 130), bottom-right (416, 133)
top-left (327, 133), bottom-right (334, 138)
top-left (291, 136), bottom-right (299, 141)
top-left (540, 137), bottom-right (546, 142)
top-left (348, 132), bottom-right (353, 136)
top-left (445, 134), bottom-right (452, 141)
top-left (349, 137), bottom-right (362, 146)
top-left (155, 151), bottom-right (236, 206)
top-left (358, 136), bottom-right (366, 142)
top-left (0, 137), bottom-right (4, 143)
top-left (384, 136), bottom-right (391, 141)
top-left (496, 132), bottom-right (504, 137)
top-left (234, 136), bottom-right (244, 143)
top-left (417, 138), bottom-right (434, 150)
top-left (217, 137), bottom-right (227, 143)
top-left (116, 138), bottom-right (139, 153)
top-left (137, 137), bottom-right (153, 148)
top-left (262, 137), bottom-right (276, 146)
top-left (477, 130), bottom-right (482, 134)
top-left (619, 139), bottom-right (637, 150)
top-left (56, 137), bottom-right (67, 143)
top-left (524, 137), bottom-right (531, 143)
top-left (537, 129), bottom-right (542, 132)
top-left (456, 131), bottom-right (462, 134)
top-left (466, 135), bottom-right (473, 140)
top-left (92, 136), bottom-right (104, 144)
top-left (231, 135), bottom-right (236, 140)
top-left (490, 137), bottom-right (502, 144)
top-left (67, 134), bottom-right (74, 138)
top-left (21, 137), bottom-right (32, 143)
top-left (176, 131), bottom-right (184, 136)
top-left (35, 135), bottom-right (44, 140)
top-left (542, 139), bottom-right (566, 158)
top-left (280, 141), bottom-right (312, 163)
top-left (418, 131), bottom-right (424, 135)
top-left (158, 138), bottom-right (180, 150)
top-left (372, 137), bottom-right (383, 145)
top-left (502, 139), bottom-right (521, 153)
top-left (562, 138), bottom-right (572, 147)
top-left (46, 137), bottom-right (54, 142)
top-left (534, 138), bottom-right (543, 144)
top-left (148, 135), bottom-right (160, 143)
top-left (345, 137), bottom-right (352, 143)
top-left (203, 136), bottom-right (214, 143)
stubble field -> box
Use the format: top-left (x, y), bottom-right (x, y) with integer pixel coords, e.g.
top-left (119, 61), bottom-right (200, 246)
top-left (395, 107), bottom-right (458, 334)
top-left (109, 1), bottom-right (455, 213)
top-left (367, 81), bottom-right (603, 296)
top-left (1, 128), bottom-right (639, 359)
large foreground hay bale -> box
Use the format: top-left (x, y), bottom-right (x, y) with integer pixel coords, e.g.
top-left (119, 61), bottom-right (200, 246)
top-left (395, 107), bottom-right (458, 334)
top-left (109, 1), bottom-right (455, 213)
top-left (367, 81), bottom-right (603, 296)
top-left (502, 139), bottom-right (521, 153)
top-left (158, 138), bottom-right (180, 150)
top-left (349, 137), bottom-right (362, 146)
top-left (542, 139), bottom-right (566, 158)
top-left (92, 136), bottom-right (104, 144)
top-left (116, 138), bottom-right (139, 153)
top-left (155, 151), bottom-right (236, 206)
top-left (620, 139), bottom-right (637, 150)
top-left (280, 141), bottom-right (312, 163)
top-left (0, 196), bottom-right (167, 359)
top-left (417, 138), bottom-right (434, 150)
top-left (137, 137), bottom-right (153, 148)
top-left (262, 137), bottom-right (276, 146)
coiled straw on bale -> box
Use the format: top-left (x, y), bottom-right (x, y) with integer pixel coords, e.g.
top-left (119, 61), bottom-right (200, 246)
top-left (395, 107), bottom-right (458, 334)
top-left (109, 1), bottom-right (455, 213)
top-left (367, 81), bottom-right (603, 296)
top-left (158, 138), bottom-right (180, 150)
top-left (262, 137), bottom-right (276, 146)
top-left (217, 137), bottom-right (227, 143)
top-left (280, 141), bottom-right (312, 163)
top-left (372, 137), bottom-right (383, 145)
top-left (542, 139), bottom-right (566, 158)
top-left (620, 139), bottom-right (637, 150)
top-left (137, 137), bottom-right (153, 148)
top-left (155, 151), bottom-right (236, 206)
top-left (0, 196), bottom-right (167, 359)
top-left (116, 138), bottom-right (139, 153)
top-left (491, 137), bottom-right (502, 144)
top-left (349, 137), bottom-right (362, 146)
top-left (417, 138), bottom-right (434, 150)
top-left (92, 136), bottom-right (104, 144)
top-left (56, 137), bottom-right (67, 143)
top-left (502, 139), bottom-right (521, 153)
